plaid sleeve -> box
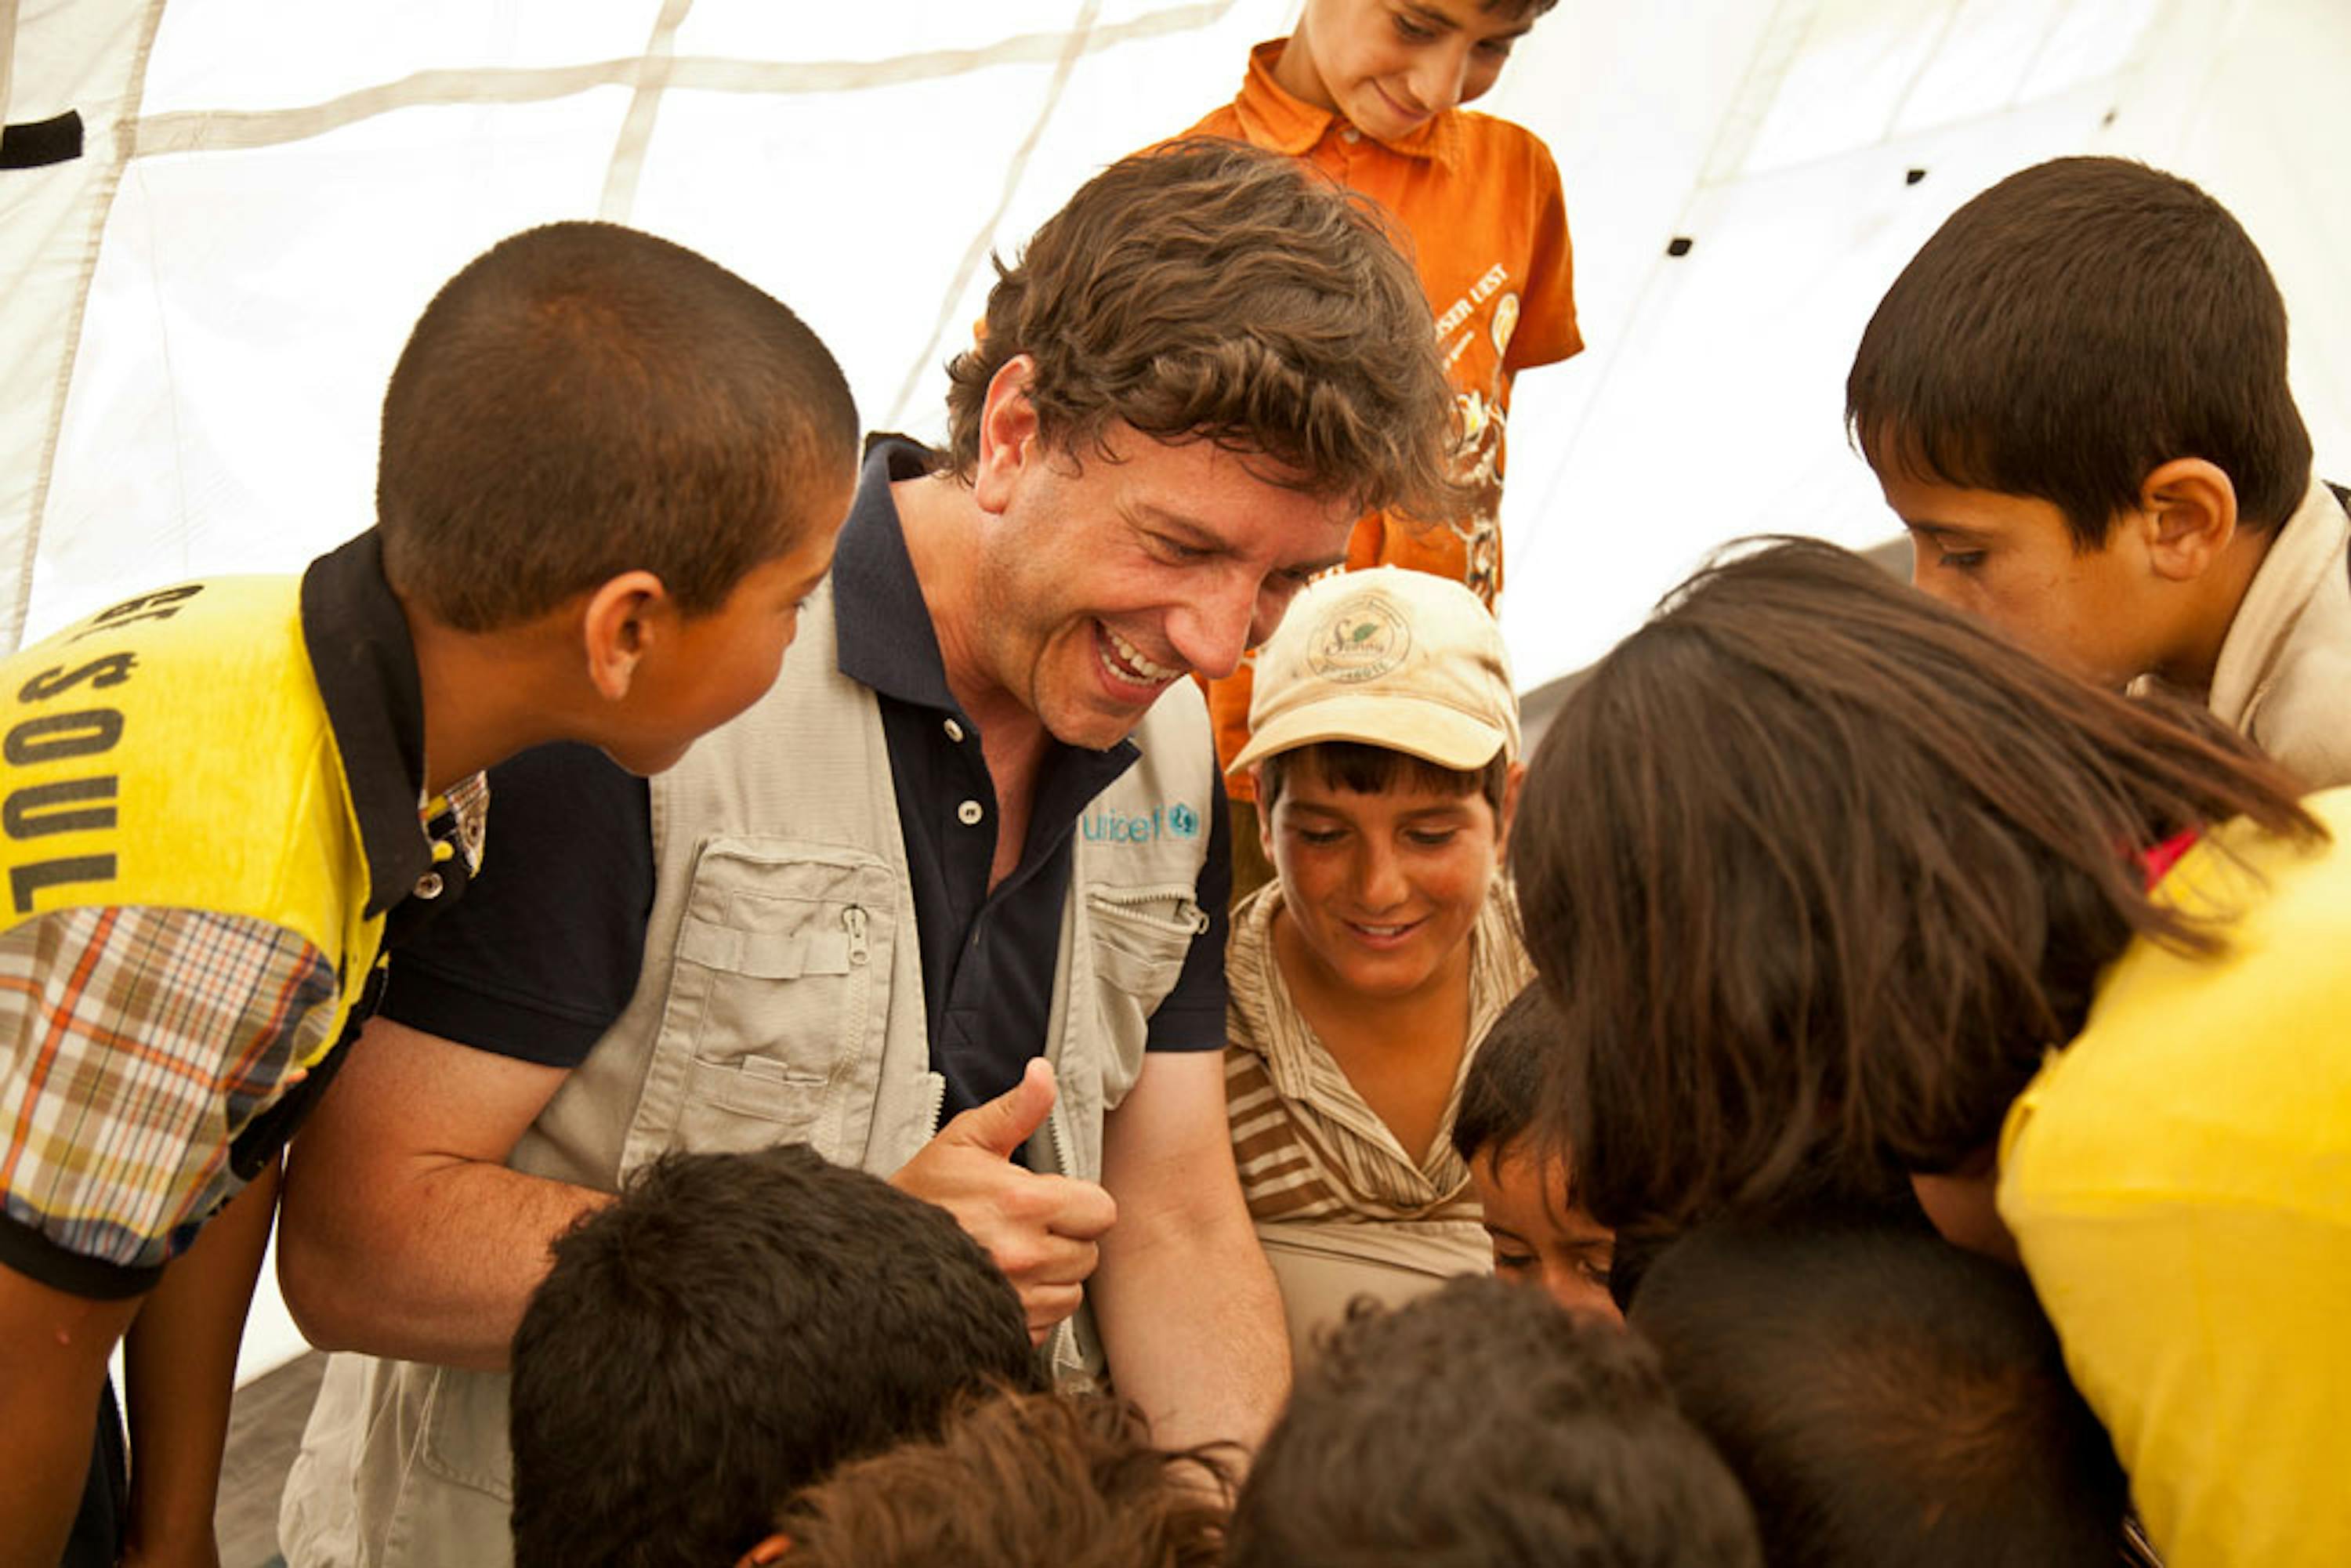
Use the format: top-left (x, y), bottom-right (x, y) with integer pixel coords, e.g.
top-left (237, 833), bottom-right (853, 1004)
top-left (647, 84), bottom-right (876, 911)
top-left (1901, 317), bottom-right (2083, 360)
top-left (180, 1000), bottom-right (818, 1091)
top-left (0, 905), bottom-right (339, 1298)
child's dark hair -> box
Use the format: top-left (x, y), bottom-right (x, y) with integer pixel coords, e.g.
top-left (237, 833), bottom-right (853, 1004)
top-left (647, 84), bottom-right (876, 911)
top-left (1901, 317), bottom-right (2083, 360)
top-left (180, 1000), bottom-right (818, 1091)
top-left (1511, 537), bottom-right (2320, 1232)
top-left (1847, 156), bottom-right (2311, 547)
top-left (1226, 1276), bottom-right (1762, 1568)
top-left (380, 220), bottom-right (859, 632)
top-left (507, 1144), bottom-right (1040, 1568)
top-left (1450, 982), bottom-right (1555, 1168)
top-left (773, 1387), bottom-right (1233, 1567)
top-left (1261, 740), bottom-right (1510, 817)
top-left (1632, 1219), bottom-right (2131, 1566)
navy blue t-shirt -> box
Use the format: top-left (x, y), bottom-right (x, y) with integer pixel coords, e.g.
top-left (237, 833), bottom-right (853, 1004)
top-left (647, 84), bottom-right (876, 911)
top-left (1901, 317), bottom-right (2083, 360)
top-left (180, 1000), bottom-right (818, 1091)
top-left (380, 440), bottom-right (1229, 1115)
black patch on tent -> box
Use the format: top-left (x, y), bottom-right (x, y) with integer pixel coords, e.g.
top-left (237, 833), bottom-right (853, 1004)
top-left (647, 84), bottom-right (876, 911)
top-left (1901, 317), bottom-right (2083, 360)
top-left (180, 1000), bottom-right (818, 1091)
top-left (1905, 167), bottom-right (1927, 185)
top-left (2103, 109), bottom-right (2118, 128)
top-left (1666, 236), bottom-right (1693, 257)
top-left (2, 110), bottom-right (84, 169)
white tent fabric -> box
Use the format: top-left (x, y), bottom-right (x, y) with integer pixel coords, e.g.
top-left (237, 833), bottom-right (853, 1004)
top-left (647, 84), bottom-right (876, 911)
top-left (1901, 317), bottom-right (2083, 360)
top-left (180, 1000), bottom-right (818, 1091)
top-left (3, 2), bottom-right (2348, 1382)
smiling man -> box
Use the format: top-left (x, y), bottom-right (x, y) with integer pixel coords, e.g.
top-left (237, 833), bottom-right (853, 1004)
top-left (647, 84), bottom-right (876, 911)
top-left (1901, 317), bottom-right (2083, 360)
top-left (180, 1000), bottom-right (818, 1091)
top-left (273, 140), bottom-right (1461, 1568)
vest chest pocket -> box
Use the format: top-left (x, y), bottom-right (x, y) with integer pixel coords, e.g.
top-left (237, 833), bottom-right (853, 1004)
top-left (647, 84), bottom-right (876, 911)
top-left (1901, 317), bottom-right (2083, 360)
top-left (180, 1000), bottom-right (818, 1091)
top-left (1081, 883), bottom-right (1210, 1111)
top-left (636, 842), bottom-right (900, 1167)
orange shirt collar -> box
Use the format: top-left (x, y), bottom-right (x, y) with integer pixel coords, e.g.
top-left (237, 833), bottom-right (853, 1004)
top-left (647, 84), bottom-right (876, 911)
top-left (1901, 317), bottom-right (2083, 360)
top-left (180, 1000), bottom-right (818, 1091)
top-left (1229, 38), bottom-right (1462, 168)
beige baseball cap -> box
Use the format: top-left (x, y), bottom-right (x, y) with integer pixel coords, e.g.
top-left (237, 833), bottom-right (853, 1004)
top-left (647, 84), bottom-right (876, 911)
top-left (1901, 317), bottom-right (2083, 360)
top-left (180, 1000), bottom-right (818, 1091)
top-left (1231, 566), bottom-right (1520, 774)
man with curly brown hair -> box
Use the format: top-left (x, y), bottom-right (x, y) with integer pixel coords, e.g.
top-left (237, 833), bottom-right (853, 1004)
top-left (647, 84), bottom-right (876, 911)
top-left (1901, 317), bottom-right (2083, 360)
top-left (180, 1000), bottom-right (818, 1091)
top-left (277, 139), bottom-right (1462, 1568)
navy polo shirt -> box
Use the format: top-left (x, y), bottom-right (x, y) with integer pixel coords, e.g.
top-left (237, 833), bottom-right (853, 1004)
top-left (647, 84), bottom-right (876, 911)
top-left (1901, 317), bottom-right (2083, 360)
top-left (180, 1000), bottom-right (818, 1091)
top-left (381, 440), bottom-right (1230, 1118)
top-left (834, 439), bottom-right (1230, 1117)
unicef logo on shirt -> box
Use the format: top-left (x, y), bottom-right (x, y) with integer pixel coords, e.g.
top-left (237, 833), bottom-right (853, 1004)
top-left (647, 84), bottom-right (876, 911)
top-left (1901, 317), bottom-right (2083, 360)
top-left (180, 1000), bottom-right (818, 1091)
top-left (1082, 800), bottom-right (1203, 844)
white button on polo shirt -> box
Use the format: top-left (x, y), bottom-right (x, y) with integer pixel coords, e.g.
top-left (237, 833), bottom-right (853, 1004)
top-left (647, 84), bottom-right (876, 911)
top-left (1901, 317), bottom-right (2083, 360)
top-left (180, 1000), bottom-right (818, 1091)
top-left (957, 799), bottom-right (984, 826)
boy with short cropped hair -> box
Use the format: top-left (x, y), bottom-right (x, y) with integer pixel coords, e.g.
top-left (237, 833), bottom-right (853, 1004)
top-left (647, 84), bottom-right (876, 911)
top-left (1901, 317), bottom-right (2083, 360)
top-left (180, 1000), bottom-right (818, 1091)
top-left (1631, 1219), bottom-right (2138, 1567)
top-left (757, 1387), bottom-right (1232, 1568)
top-left (508, 1144), bottom-right (1039, 1568)
top-left (1849, 154), bottom-right (2351, 786)
top-left (1173, 0), bottom-right (1584, 895)
top-left (0, 219), bottom-right (858, 1567)
top-left (1223, 566), bottom-right (1531, 1360)
top-left (1226, 1276), bottom-right (1762, 1568)
top-left (1451, 985), bottom-right (1617, 1319)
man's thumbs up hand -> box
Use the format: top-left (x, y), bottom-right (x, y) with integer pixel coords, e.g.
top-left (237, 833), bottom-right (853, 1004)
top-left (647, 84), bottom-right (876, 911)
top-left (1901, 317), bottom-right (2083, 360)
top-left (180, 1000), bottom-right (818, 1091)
top-left (891, 1059), bottom-right (1118, 1343)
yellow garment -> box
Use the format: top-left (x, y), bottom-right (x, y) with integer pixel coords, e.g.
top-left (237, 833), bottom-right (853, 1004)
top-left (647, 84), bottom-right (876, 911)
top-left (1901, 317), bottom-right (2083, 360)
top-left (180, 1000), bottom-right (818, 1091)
top-left (2000, 787), bottom-right (2351, 1567)
top-left (0, 576), bottom-right (379, 1062)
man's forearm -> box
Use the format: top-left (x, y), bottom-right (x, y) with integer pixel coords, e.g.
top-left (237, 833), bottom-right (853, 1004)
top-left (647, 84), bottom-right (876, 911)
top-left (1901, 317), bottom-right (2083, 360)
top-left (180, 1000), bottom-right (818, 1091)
top-left (278, 1156), bottom-right (608, 1371)
top-left (1091, 1196), bottom-right (1290, 1459)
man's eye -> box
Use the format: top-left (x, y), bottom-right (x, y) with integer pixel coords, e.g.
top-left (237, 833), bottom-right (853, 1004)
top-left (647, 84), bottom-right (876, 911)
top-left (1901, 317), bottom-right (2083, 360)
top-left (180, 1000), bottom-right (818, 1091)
top-left (1938, 549), bottom-right (1987, 570)
top-left (1153, 534), bottom-right (1208, 563)
top-left (1393, 15), bottom-right (1437, 42)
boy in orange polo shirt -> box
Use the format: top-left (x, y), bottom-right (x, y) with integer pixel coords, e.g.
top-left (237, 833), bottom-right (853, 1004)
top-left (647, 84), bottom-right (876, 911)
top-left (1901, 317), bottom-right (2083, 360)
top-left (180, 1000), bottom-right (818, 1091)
top-left (1176, 0), bottom-right (1581, 894)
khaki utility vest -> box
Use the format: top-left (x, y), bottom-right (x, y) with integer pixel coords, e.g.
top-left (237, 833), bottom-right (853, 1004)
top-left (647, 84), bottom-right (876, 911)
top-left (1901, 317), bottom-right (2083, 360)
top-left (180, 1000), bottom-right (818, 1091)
top-left (281, 582), bottom-right (1216, 1568)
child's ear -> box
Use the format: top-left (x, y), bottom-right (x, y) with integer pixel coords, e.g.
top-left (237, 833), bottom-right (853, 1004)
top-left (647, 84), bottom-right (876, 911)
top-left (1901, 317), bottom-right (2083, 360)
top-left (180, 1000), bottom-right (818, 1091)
top-left (2136, 458), bottom-right (2238, 582)
top-left (733, 1532), bottom-right (792, 1566)
top-left (580, 570), bottom-right (670, 701)
top-left (972, 354), bottom-right (1041, 516)
top-left (1252, 769), bottom-right (1275, 858)
top-left (1494, 761), bottom-right (1527, 856)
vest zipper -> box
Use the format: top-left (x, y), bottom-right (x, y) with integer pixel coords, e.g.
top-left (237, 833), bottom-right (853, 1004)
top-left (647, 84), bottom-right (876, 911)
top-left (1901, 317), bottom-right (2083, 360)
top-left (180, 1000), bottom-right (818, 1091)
top-left (922, 1069), bottom-right (947, 1139)
top-left (1089, 885), bottom-right (1211, 933)
top-left (841, 904), bottom-right (869, 965)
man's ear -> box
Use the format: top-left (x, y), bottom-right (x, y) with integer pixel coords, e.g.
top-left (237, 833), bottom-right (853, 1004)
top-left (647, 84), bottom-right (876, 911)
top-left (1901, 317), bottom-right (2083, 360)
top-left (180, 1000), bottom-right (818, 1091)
top-left (971, 354), bottom-right (1041, 516)
top-left (2137, 458), bottom-right (2238, 582)
top-left (580, 570), bottom-right (670, 701)
top-left (1494, 759), bottom-right (1527, 856)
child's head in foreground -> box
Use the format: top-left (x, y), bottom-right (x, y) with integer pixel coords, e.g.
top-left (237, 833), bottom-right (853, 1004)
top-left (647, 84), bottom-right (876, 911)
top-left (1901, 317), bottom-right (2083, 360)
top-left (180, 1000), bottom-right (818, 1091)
top-left (753, 1387), bottom-right (1231, 1568)
top-left (1278, 0), bottom-right (1562, 140)
top-left (1235, 566), bottom-right (1523, 1004)
top-left (1451, 984), bottom-right (1617, 1318)
top-left (507, 1143), bottom-right (1040, 1568)
top-left (1508, 537), bottom-right (2318, 1237)
top-left (1631, 1218), bottom-right (2131, 1565)
top-left (1226, 1276), bottom-right (1762, 1567)
top-left (380, 220), bottom-right (861, 772)
top-left (1846, 156), bottom-right (2312, 690)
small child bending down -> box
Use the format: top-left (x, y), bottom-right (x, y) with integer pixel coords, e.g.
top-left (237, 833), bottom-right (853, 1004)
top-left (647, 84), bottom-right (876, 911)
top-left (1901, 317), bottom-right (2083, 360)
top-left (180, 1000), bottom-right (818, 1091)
top-left (506, 1144), bottom-right (1040, 1568)
top-left (1451, 983), bottom-right (1617, 1318)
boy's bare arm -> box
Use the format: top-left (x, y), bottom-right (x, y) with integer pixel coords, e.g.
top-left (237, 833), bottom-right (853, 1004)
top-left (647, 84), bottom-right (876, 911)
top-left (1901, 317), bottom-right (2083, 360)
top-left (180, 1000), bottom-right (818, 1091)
top-left (0, 1268), bottom-right (144, 1568)
top-left (1089, 1049), bottom-right (1289, 1462)
top-left (276, 1016), bottom-right (609, 1372)
top-left (118, 1161), bottom-right (281, 1568)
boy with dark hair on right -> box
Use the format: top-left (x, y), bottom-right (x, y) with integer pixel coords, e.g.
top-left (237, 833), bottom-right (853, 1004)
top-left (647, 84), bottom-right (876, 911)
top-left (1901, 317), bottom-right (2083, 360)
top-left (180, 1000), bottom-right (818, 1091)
top-left (507, 1143), bottom-right (1041, 1568)
top-left (1226, 1276), bottom-right (1762, 1568)
top-left (1849, 154), bottom-right (2351, 786)
top-left (1630, 1218), bottom-right (2142, 1567)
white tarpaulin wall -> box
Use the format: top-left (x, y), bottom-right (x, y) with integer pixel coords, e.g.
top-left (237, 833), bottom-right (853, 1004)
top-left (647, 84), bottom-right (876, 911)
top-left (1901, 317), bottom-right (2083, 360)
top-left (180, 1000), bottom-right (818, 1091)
top-left (2, 2), bottom-right (2348, 1379)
